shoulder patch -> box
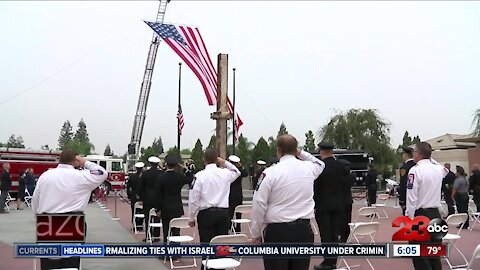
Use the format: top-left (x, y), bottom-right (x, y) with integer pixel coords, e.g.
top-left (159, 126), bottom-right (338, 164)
top-left (256, 173), bottom-right (266, 191)
top-left (90, 170), bottom-right (104, 176)
top-left (189, 176), bottom-right (196, 189)
top-left (407, 173), bottom-right (415, 189)
top-left (400, 168), bottom-right (406, 177)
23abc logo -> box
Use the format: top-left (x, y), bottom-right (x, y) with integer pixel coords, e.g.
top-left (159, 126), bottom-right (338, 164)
top-left (216, 246), bottom-right (237, 256)
top-left (392, 216), bottom-right (448, 242)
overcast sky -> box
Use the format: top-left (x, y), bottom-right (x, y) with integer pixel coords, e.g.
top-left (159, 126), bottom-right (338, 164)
top-left (0, 1), bottom-right (479, 155)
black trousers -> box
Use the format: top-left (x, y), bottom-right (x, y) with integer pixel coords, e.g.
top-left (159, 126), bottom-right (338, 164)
top-left (198, 208), bottom-right (229, 270)
top-left (315, 210), bottom-right (342, 267)
top-left (228, 197), bottom-right (243, 232)
top-left (367, 187), bottom-right (377, 206)
top-left (143, 203), bottom-right (160, 239)
top-left (263, 219), bottom-right (314, 270)
top-left (340, 204), bottom-right (352, 243)
top-left (444, 190), bottom-right (455, 216)
top-left (455, 193), bottom-right (469, 228)
top-left (474, 192), bottom-right (480, 212)
top-left (411, 208), bottom-right (442, 270)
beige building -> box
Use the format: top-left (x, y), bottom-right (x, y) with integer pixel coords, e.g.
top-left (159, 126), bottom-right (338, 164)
top-left (418, 134), bottom-right (480, 173)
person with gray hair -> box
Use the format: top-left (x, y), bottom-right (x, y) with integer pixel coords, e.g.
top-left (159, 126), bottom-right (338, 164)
top-left (0, 163), bottom-right (12, 214)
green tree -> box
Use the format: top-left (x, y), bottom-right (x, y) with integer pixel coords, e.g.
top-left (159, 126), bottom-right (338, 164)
top-left (139, 146), bottom-right (157, 164)
top-left (104, 143), bottom-right (113, 156)
top-left (267, 136), bottom-right (277, 158)
top-left (6, 134), bottom-right (25, 148)
top-left (412, 135), bottom-right (421, 144)
top-left (191, 139), bottom-right (204, 170)
top-left (180, 149), bottom-right (192, 155)
top-left (318, 108), bottom-right (395, 175)
top-left (252, 137), bottom-right (270, 163)
top-left (304, 130), bottom-right (316, 153)
top-left (473, 108), bottom-right (480, 136)
top-left (74, 119), bottom-right (89, 143)
top-left (152, 137), bottom-right (164, 154)
top-left (67, 141), bottom-right (94, 156)
top-left (166, 146), bottom-right (181, 160)
top-left (207, 135), bottom-right (216, 149)
top-left (236, 134), bottom-right (251, 166)
top-left (277, 122), bottom-right (288, 137)
top-left (402, 131), bottom-right (412, 146)
top-left (58, 120), bottom-right (73, 150)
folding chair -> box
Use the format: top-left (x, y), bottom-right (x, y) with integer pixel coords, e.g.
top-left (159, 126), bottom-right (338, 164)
top-left (348, 207), bottom-right (376, 229)
top-left (443, 213), bottom-right (469, 269)
top-left (468, 195), bottom-right (476, 214)
top-left (374, 194), bottom-right (390, 219)
top-left (338, 222), bottom-right (380, 270)
top-left (230, 205), bottom-right (252, 235)
top-left (4, 192), bottom-right (15, 211)
top-left (165, 217), bottom-right (197, 269)
top-left (456, 244), bottom-right (480, 270)
top-left (24, 189), bottom-right (33, 208)
top-left (147, 208), bottom-right (163, 243)
top-left (470, 212), bottom-right (480, 231)
top-left (202, 234), bottom-right (248, 269)
top-left (133, 202), bottom-right (145, 234)
top-left (441, 200), bottom-right (449, 216)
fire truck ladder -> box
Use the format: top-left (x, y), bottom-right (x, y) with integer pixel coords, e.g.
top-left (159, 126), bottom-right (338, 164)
top-left (128, 0), bottom-right (169, 168)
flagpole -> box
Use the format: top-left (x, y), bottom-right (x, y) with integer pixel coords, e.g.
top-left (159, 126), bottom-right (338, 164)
top-left (177, 62), bottom-right (182, 157)
top-left (232, 67), bottom-right (236, 155)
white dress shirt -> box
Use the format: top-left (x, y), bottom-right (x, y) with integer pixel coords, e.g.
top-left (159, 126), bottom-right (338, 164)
top-left (250, 151), bottom-right (325, 238)
top-left (188, 161), bottom-right (240, 222)
top-left (406, 159), bottom-right (449, 218)
top-left (32, 161), bottom-right (108, 214)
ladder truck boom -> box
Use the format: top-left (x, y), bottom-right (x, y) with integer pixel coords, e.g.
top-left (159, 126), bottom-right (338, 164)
top-left (127, 0), bottom-right (169, 168)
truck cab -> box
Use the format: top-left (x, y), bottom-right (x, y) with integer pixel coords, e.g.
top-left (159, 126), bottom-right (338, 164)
top-left (85, 155), bottom-right (126, 193)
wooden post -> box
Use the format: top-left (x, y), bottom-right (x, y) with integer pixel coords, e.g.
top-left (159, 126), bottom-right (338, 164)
top-left (210, 54), bottom-right (230, 159)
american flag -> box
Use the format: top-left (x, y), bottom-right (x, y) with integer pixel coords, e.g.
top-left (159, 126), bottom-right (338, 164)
top-left (177, 104), bottom-right (185, 135)
top-left (145, 22), bottom-right (243, 140)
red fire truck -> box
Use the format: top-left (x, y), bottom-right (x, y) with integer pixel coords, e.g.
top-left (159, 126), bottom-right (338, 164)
top-left (0, 148), bottom-right (126, 197)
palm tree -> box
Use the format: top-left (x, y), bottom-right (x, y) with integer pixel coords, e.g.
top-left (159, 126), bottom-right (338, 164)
top-left (473, 108), bottom-right (480, 136)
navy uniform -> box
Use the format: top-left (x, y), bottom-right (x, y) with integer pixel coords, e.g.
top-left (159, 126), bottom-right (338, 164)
top-left (127, 162), bottom-right (144, 229)
top-left (442, 166), bottom-right (456, 216)
top-left (338, 159), bottom-right (354, 243)
top-left (227, 155), bottom-right (247, 232)
top-left (365, 165), bottom-right (378, 206)
top-left (314, 142), bottom-right (347, 270)
top-left (139, 156), bottom-right (163, 240)
top-left (154, 155), bottom-right (193, 242)
top-left (32, 156), bottom-right (107, 270)
top-left (0, 164), bottom-right (12, 213)
top-left (470, 165), bottom-right (480, 212)
top-left (406, 158), bottom-right (448, 270)
top-left (398, 147), bottom-right (416, 216)
top-left (251, 150), bottom-right (325, 270)
top-left (253, 160), bottom-right (266, 191)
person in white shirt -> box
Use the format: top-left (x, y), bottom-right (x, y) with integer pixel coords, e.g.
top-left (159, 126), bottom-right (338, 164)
top-left (32, 149), bottom-right (107, 270)
top-left (188, 148), bottom-right (240, 244)
top-left (251, 134), bottom-right (325, 270)
top-left (406, 142), bottom-right (448, 270)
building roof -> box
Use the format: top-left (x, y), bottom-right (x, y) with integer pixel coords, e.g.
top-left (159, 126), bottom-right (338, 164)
top-left (454, 135), bottom-right (480, 144)
top-left (418, 134), bottom-right (477, 150)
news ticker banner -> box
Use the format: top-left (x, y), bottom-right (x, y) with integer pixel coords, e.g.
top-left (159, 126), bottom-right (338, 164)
top-left (14, 243), bottom-right (448, 258)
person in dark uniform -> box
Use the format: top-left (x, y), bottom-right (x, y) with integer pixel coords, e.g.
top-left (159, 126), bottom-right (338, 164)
top-left (453, 166), bottom-right (469, 229)
top-left (127, 162), bottom-right (144, 230)
top-left (0, 163), bottom-right (12, 214)
top-left (442, 163), bottom-right (456, 217)
top-left (138, 156), bottom-right (163, 241)
top-left (227, 155), bottom-right (247, 233)
top-left (248, 164), bottom-right (255, 186)
top-left (338, 159), bottom-right (354, 243)
top-left (253, 160), bottom-right (266, 191)
top-left (398, 146), bottom-right (416, 216)
top-left (154, 154), bottom-right (193, 242)
top-left (365, 164), bottom-right (378, 206)
top-left (16, 168), bottom-right (28, 210)
top-left (314, 142), bottom-right (347, 270)
top-left (469, 164), bottom-right (480, 212)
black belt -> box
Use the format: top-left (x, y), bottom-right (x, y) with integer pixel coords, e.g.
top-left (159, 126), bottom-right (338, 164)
top-left (269, 219), bottom-right (310, 226)
top-left (42, 211), bottom-right (84, 215)
top-left (417, 207), bottom-right (437, 211)
top-left (201, 207), bottom-right (228, 212)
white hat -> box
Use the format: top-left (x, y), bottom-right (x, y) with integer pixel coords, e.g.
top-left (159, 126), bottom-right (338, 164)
top-left (228, 155), bottom-right (241, 163)
top-left (134, 162), bottom-right (145, 168)
top-left (257, 160), bottom-right (266, 165)
top-left (148, 156), bottom-right (161, 163)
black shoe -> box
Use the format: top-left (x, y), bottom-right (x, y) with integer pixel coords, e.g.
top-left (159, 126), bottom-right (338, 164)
top-left (314, 264), bottom-right (334, 270)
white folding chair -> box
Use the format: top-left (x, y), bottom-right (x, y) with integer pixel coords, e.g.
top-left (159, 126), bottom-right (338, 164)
top-left (202, 234), bottom-right (248, 270)
top-left (4, 192), bottom-right (15, 211)
top-left (133, 202), bottom-right (144, 234)
top-left (338, 222), bottom-right (380, 270)
top-left (349, 207), bottom-right (376, 229)
top-left (456, 244), bottom-right (480, 270)
top-left (165, 217), bottom-right (197, 269)
top-left (443, 213), bottom-right (469, 269)
top-left (470, 212), bottom-right (480, 231)
top-left (24, 189), bottom-right (33, 208)
top-left (468, 195), bottom-right (476, 215)
top-left (230, 205), bottom-right (252, 235)
top-left (374, 194), bottom-right (390, 219)
top-left (147, 208), bottom-right (163, 243)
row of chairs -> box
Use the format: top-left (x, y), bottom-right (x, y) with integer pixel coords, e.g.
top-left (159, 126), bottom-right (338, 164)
top-left (1, 189), bottom-right (33, 211)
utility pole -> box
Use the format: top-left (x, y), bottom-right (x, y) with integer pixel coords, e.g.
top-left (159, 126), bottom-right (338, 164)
top-left (210, 54), bottom-right (230, 159)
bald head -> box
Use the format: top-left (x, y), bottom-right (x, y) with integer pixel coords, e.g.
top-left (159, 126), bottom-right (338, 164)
top-left (276, 135), bottom-right (298, 157)
top-left (444, 163), bottom-right (451, 170)
top-left (473, 164), bottom-right (479, 171)
top-left (2, 163), bottom-right (10, 171)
